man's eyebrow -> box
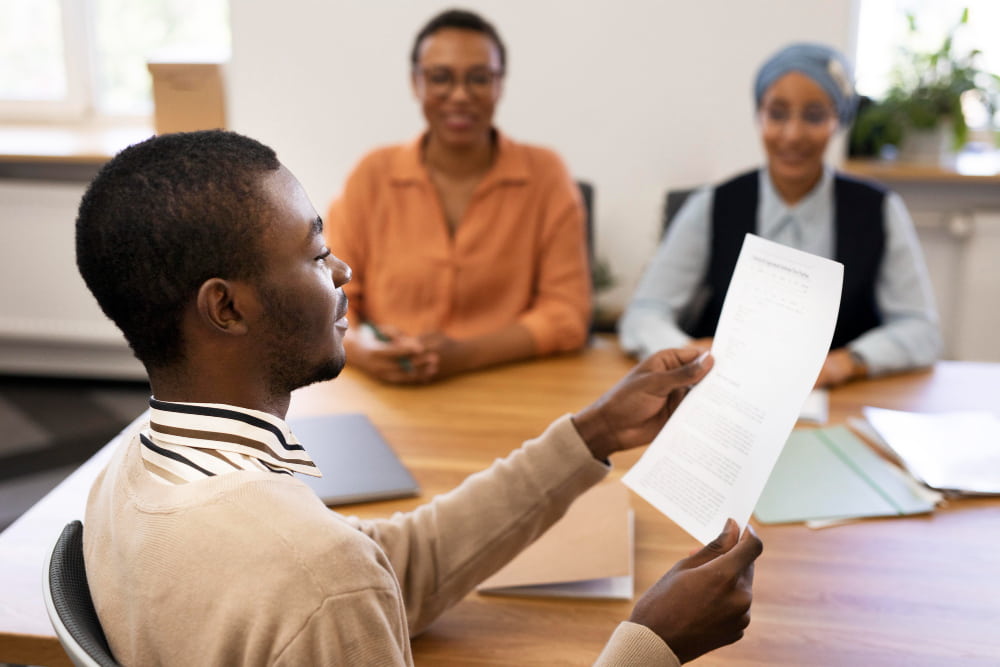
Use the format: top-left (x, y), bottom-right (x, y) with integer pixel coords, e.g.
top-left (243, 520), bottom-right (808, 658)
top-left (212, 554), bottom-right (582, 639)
top-left (310, 216), bottom-right (324, 237)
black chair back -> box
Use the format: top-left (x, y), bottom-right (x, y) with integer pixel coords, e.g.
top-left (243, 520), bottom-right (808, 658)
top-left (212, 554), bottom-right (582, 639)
top-left (44, 520), bottom-right (121, 667)
top-left (662, 188), bottom-right (695, 237)
top-left (577, 180), bottom-right (595, 266)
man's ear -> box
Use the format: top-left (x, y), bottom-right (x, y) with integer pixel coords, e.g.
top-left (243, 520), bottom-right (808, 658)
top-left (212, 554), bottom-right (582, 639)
top-left (195, 278), bottom-right (254, 336)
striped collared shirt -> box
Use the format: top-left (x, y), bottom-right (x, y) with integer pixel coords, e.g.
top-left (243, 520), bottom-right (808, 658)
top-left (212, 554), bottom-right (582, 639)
top-left (139, 397), bottom-right (321, 485)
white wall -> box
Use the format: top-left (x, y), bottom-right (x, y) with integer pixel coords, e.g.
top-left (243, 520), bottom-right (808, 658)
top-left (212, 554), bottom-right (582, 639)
top-left (228, 0), bottom-right (856, 306)
top-left (3, 0), bottom-right (997, 377)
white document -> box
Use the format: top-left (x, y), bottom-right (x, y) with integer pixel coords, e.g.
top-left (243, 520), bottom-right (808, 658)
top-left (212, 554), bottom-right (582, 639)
top-left (623, 234), bottom-right (844, 544)
top-left (862, 407), bottom-right (1000, 494)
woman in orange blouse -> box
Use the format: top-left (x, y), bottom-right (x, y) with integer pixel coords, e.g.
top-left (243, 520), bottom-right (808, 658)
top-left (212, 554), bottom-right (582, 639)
top-left (326, 9), bottom-right (591, 384)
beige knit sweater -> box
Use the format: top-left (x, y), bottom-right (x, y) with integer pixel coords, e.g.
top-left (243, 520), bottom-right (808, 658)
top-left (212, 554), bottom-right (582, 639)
top-left (84, 413), bottom-right (678, 665)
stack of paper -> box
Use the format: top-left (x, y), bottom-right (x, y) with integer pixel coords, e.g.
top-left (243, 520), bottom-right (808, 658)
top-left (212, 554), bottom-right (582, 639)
top-left (477, 480), bottom-right (634, 600)
top-left (754, 426), bottom-right (940, 525)
top-left (862, 407), bottom-right (1000, 495)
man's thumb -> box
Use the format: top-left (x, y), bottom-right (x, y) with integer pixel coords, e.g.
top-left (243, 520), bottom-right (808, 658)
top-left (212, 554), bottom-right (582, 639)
top-left (684, 518), bottom-right (739, 567)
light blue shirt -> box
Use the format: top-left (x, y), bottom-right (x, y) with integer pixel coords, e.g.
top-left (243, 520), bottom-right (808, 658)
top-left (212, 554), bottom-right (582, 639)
top-left (619, 167), bottom-right (941, 376)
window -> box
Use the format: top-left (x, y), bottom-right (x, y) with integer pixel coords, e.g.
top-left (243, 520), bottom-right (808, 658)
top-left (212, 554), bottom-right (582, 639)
top-left (0, 0), bottom-right (229, 122)
top-left (855, 0), bottom-right (1000, 133)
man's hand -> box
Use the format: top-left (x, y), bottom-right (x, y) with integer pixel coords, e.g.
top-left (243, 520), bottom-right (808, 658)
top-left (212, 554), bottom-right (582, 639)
top-left (630, 519), bottom-right (762, 663)
top-left (572, 347), bottom-right (713, 461)
top-left (685, 337), bottom-right (714, 354)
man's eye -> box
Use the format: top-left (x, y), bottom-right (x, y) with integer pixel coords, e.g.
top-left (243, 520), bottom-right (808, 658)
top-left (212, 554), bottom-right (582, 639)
top-left (316, 249), bottom-right (332, 262)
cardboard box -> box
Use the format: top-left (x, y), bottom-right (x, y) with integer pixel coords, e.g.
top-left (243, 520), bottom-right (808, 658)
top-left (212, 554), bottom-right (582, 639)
top-left (147, 61), bottom-right (227, 135)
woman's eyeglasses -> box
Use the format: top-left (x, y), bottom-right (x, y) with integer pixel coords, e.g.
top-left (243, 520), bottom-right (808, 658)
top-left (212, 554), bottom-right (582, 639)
top-left (415, 66), bottom-right (503, 98)
top-left (760, 104), bottom-right (836, 127)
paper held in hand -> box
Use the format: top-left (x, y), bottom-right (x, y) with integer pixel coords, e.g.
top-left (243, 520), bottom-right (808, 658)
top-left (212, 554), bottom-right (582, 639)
top-left (623, 233), bottom-right (844, 544)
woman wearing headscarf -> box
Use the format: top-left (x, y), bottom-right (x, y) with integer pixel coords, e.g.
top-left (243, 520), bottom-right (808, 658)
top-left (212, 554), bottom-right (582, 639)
top-left (326, 9), bottom-right (591, 385)
top-left (619, 43), bottom-right (940, 387)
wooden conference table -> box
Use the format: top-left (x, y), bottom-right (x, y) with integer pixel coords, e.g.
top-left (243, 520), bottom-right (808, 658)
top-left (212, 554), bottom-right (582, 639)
top-left (1, 336), bottom-right (998, 665)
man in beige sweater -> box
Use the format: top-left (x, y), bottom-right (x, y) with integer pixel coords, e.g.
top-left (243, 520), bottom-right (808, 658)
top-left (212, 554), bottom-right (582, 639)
top-left (76, 130), bottom-right (762, 665)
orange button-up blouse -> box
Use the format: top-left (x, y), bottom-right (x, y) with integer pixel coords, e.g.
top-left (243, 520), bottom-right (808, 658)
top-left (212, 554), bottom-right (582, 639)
top-left (325, 131), bottom-right (591, 355)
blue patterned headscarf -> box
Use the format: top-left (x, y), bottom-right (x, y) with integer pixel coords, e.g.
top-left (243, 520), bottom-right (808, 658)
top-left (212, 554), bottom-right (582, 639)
top-left (754, 43), bottom-right (857, 126)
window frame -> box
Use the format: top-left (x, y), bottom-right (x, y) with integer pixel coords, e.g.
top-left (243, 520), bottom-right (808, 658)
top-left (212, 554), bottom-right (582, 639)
top-left (0, 0), bottom-right (230, 125)
top-left (0, 0), bottom-right (96, 122)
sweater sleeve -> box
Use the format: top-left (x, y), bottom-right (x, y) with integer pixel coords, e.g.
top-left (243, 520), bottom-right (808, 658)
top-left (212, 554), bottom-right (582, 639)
top-left (595, 621), bottom-right (681, 666)
top-left (346, 415), bottom-right (609, 636)
top-left (515, 151), bottom-right (592, 354)
top-left (274, 588), bottom-right (412, 666)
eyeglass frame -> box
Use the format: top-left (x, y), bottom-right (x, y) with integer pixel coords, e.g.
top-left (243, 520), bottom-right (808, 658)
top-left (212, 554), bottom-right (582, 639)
top-left (758, 102), bottom-right (839, 128)
top-left (412, 65), bottom-right (505, 98)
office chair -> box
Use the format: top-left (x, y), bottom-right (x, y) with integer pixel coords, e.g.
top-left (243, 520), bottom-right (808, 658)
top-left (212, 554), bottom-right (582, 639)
top-left (43, 520), bottom-right (121, 667)
top-left (576, 180), bottom-right (614, 333)
top-left (576, 180), bottom-right (595, 268)
top-left (660, 187), bottom-right (714, 332)
top-left (662, 187), bottom-right (695, 237)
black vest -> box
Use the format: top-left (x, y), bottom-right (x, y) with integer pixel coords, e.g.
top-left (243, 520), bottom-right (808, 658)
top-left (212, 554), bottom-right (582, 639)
top-left (685, 170), bottom-right (886, 350)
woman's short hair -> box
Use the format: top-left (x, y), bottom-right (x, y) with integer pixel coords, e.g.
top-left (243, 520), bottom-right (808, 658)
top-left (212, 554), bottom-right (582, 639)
top-left (410, 8), bottom-right (506, 72)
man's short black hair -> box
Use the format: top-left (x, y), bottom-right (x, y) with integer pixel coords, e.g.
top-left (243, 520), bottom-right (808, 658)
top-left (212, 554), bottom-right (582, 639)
top-left (410, 8), bottom-right (506, 71)
top-left (76, 130), bottom-right (281, 370)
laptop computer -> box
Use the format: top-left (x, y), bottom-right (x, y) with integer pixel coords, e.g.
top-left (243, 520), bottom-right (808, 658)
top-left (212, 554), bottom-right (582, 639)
top-left (288, 413), bottom-right (420, 506)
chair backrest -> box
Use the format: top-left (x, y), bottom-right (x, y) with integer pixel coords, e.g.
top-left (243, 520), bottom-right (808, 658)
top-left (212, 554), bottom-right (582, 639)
top-left (662, 187), bottom-right (695, 237)
top-left (43, 520), bottom-right (121, 667)
top-left (576, 179), bottom-right (611, 332)
top-left (576, 180), bottom-right (595, 267)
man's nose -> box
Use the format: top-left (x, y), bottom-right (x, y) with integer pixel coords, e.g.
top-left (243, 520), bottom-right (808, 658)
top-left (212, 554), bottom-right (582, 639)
top-left (332, 256), bottom-right (352, 287)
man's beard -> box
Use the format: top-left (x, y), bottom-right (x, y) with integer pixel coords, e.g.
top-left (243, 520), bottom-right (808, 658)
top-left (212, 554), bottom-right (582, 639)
top-left (258, 286), bottom-right (344, 396)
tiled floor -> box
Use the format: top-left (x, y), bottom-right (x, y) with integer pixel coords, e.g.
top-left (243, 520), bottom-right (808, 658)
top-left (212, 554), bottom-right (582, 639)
top-left (0, 375), bottom-right (149, 532)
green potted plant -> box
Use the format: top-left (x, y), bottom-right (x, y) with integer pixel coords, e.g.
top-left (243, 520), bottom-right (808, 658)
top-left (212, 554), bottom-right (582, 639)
top-left (849, 7), bottom-right (1000, 162)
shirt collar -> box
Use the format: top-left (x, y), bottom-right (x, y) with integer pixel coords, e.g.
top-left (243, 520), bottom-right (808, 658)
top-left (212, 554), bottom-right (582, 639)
top-left (144, 397), bottom-right (321, 477)
top-left (389, 128), bottom-right (530, 189)
top-left (759, 165), bottom-right (833, 236)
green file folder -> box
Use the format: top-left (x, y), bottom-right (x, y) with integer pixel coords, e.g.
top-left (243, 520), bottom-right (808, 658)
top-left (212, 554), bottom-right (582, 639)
top-left (754, 426), bottom-right (937, 524)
